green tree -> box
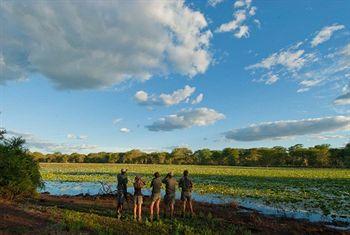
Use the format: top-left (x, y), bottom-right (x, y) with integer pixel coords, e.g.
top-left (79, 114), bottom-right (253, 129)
top-left (171, 148), bottom-right (193, 164)
top-left (222, 148), bottom-right (240, 165)
top-left (194, 149), bottom-right (212, 165)
top-left (0, 130), bottom-right (43, 200)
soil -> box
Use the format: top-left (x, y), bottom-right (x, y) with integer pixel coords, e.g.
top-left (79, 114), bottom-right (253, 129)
top-left (0, 193), bottom-right (349, 234)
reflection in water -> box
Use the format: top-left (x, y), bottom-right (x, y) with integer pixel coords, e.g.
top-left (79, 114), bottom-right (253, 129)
top-left (40, 181), bottom-right (350, 228)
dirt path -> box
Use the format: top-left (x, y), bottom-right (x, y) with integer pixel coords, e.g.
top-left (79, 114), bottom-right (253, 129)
top-left (0, 194), bottom-right (349, 234)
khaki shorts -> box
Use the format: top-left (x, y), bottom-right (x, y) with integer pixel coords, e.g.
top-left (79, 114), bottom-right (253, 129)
top-left (151, 192), bottom-right (161, 202)
top-left (116, 190), bottom-right (126, 204)
top-left (134, 195), bottom-right (143, 205)
top-left (181, 191), bottom-right (192, 201)
top-left (164, 194), bottom-right (175, 205)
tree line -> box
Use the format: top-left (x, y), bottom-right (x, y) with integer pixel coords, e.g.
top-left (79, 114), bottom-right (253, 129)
top-left (30, 143), bottom-right (350, 168)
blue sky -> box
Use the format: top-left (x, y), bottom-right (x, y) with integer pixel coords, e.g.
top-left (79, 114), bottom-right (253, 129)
top-left (1, 0), bottom-right (349, 153)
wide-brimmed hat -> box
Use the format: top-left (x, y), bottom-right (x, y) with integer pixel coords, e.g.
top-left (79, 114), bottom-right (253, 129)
top-left (121, 168), bottom-right (127, 173)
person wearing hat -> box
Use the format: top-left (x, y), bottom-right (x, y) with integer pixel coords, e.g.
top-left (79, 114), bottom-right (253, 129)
top-left (179, 170), bottom-right (194, 217)
top-left (149, 172), bottom-right (162, 222)
top-left (133, 175), bottom-right (146, 222)
top-left (116, 168), bottom-right (128, 219)
top-left (162, 171), bottom-right (177, 218)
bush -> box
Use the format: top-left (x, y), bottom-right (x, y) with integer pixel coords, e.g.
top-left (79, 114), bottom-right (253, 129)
top-left (0, 130), bottom-right (43, 200)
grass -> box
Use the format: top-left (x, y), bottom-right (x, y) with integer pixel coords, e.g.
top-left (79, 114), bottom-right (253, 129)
top-left (40, 163), bottom-right (350, 218)
top-left (30, 199), bottom-right (251, 235)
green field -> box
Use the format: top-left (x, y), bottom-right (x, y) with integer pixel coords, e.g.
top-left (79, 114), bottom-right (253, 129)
top-left (40, 163), bottom-right (350, 219)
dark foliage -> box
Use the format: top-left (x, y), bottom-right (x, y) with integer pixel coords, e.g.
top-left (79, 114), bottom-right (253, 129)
top-left (30, 143), bottom-right (350, 168)
top-left (0, 129), bottom-right (43, 200)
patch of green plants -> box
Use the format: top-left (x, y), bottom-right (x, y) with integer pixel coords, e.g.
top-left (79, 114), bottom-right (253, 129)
top-left (40, 163), bottom-right (350, 218)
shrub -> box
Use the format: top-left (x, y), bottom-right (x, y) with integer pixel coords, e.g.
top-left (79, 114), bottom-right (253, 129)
top-left (0, 130), bottom-right (43, 200)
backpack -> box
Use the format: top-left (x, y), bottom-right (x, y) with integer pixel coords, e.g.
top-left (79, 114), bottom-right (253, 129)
top-left (134, 179), bottom-right (144, 189)
top-left (182, 177), bottom-right (193, 191)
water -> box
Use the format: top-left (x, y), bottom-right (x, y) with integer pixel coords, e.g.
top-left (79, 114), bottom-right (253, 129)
top-left (40, 181), bottom-right (233, 204)
top-left (40, 181), bottom-right (350, 230)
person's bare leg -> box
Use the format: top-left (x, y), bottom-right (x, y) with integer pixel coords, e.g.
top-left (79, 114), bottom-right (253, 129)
top-left (170, 203), bottom-right (174, 218)
top-left (155, 199), bottom-right (160, 220)
top-left (117, 204), bottom-right (123, 219)
top-left (133, 204), bottom-right (137, 220)
top-left (149, 201), bottom-right (155, 221)
top-left (189, 201), bottom-right (194, 215)
top-left (182, 201), bottom-right (186, 216)
top-left (138, 203), bottom-right (142, 222)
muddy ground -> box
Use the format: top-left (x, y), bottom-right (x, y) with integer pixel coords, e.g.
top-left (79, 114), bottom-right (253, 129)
top-left (0, 193), bottom-right (349, 234)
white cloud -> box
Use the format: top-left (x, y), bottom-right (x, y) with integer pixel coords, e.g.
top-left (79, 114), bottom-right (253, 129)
top-left (67, 134), bottom-right (88, 140)
top-left (159, 85), bottom-right (196, 106)
top-left (120, 127), bottom-right (131, 133)
top-left (216, 0), bottom-right (259, 39)
top-left (146, 107), bottom-right (225, 131)
top-left (217, 10), bottom-right (247, 33)
top-left (191, 93), bottom-right (204, 104)
top-left (247, 49), bottom-right (308, 71)
top-left (235, 25), bottom-right (250, 38)
top-left (208, 0), bottom-right (225, 7)
top-left (112, 118), bottom-right (123, 125)
top-left (265, 74), bottom-right (279, 85)
top-left (234, 0), bottom-right (245, 8)
top-left (6, 130), bottom-right (97, 153)
top-left (334, 92), bottom-right (350, 106)
top-left (311, 24), bottom-right (345, 47)
top-left (135, 85), bottom-right (197, 106)
top-left (253, 19), bottom-right (261, 28)
top-left (247, 33), bottom-right (349, 93)
top-left (310, 134), bottom-right (349, 140)
top-left (225, 116), bottom-right (350, 141)
top-left (249, 6), bottom-right (257, 16)
top-left (135, 91), bottom-right (150, 104)
top-left (0, 0), bottom-right (212, 89)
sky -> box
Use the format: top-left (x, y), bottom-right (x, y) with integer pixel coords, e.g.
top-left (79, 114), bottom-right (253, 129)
top-left (1, 0), bottom-right (349, 153)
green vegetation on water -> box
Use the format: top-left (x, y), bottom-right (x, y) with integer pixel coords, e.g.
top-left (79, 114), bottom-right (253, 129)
top-left (40, 163), bottom-right (350, 218)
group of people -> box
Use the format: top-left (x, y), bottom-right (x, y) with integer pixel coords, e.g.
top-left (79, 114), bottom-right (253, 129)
top-left (116, 169), bottom-right (194, 222)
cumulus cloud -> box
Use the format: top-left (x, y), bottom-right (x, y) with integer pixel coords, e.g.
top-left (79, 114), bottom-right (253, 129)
top-left (67, 134), bottom-right (88, 140)
top-left (119, 128), bottom-right (130, 133)
top-left (146, 107), bottom-right (225, 131)
top-left (334, 92), bottom-right (350, 106)
top-left (0, 0), bottom-right (212, 89)
top-left (135, 85), bottom-right (197, 106)
top-left (311, 24), bottom-right (345, 47)
top-left (216, 0), bottom-right (259, 39)
top-left (191, 93), bottom-right (204, 104)
top-left (6, 130), bottom-right (98, 153)
top-left (225, 116), bottom-right (350, 141)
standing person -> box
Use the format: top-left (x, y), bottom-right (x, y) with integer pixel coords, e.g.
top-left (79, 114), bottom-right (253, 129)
top-left (116, 168), bottom-right (128, 219)
top-left (179, 170), bottom-right (194, 217)
top-left (162, 171), bottom-right (177, 219)
top-left (133, 175), bottom-right (146, 222)
top-left (149, 172), bottom-right (162, 222)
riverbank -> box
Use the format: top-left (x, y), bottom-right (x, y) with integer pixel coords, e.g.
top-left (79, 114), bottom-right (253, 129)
top-left (1, 193), bottom-right (348, 234)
